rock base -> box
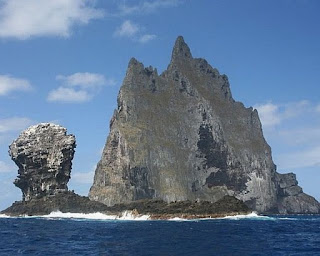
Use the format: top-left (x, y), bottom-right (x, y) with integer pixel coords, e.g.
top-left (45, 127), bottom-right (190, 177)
top-left (1, 194), bottom-right (251, 219)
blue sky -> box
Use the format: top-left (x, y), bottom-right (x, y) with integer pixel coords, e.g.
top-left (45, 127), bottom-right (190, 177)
top-left (0, 0), bottom-right (319, 210)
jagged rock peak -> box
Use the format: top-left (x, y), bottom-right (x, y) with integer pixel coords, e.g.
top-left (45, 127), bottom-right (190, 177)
top-left (9, 123), bottom-right (76, 201)
top-left (171, 35), bottom-right (193, 62)
top-left (20, 123), bottom-right (66, 136)
top-left (89, 36), bottom-right (320, 214)
top-left (128, 57), bottom-right (142, 68)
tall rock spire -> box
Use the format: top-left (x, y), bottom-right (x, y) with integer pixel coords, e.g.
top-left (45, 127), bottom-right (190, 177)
top-left (89, 36), bottom-right (320, 214)
top-left (170, 36), bottom-right (192, 63)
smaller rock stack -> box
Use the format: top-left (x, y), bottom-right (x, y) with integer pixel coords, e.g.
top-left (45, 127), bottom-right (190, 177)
top-left (9, 123), bottom-right (76, 201)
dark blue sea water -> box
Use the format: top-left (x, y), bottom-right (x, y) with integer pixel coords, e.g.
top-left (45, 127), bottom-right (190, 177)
top-left (1, 214), bottom-right (320, 256)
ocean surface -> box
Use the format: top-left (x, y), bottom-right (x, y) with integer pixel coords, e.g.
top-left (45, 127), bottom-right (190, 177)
top-left (1, 213), bottom-right (320, 256)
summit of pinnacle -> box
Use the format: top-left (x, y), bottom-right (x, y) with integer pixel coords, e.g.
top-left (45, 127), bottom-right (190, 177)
top-left (171, 35), bottom-right (192, 62)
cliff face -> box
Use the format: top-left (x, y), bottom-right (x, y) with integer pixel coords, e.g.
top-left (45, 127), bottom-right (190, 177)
top-left (9, 123), bottom-right (76, 201)
top-left (89, 36), bottom-right (320, 214)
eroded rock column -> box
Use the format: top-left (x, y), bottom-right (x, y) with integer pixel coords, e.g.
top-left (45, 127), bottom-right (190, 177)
top-left (9, 123), bottom-right (76, 201)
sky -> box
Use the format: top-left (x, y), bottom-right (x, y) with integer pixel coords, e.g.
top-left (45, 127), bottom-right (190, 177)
top-left (0, 0), bottom-right (319, 210)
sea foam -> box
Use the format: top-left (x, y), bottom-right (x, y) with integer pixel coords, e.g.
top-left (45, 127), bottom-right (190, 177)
top-left (40, 211), bottom-right (150, 221)
top-left (168, 212), bottom-right (276, 221)
top-left (222, 212), bottom-right (275, 220)
top-left (0, 214), bottom-right (11, 218)
top-left (0, 212), bottom-right (299, 221)
top-left (0, 211), bottom-right (150, 221)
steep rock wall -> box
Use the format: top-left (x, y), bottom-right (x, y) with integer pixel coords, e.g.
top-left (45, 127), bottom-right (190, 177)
top-left (89, 36), bottom-right (319, 214)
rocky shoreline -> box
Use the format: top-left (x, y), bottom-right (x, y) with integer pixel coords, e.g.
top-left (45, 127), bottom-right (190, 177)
top-left (1, 192), bottom-right (251, 219)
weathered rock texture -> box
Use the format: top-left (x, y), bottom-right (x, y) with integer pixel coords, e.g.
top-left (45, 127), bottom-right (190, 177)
top-left (89, 36), bottom-right (320, 214)
top-left (1, 192), bottom-right (250, 218)
top-left (9, 123), bottom-right (76, 201)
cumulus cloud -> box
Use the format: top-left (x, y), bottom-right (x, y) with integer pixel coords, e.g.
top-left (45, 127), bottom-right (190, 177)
top-left (117, 0), bottom-right (181, 16)
top-left (114, 20), bottom-right (156, 43)
top-left (277, 146), bottom-right (320, 170)
top-left (254, 100), bottom-right (320, 171)
top-left (0, 117), bottom-right (34, 147)
top-left (114, 20), bottom-right (139, 38)
top-left (254, 102), bottom-right (281, 128)
top-left (254, 100), bottom-right (316, 129)
top-left (0, 117), bottom-right (33, 133)
top-left (0, 0), bottom-right (104, 39)
top-left (47, 87), bottom-right (92, 103)
top-left (112, 1), bottom-right (183, 43)
top-left (56, 72), bottom-right (115, 88)
top-left (279, 127), bottom-right (320, 146)
top-left (0, 75), bottom-right (32, 96)
top-left (139, 34), bottom-right (156, 43)
top-left (48, 72), bottom-right (114, 103)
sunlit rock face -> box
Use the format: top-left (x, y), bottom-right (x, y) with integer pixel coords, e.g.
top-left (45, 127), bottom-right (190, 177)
top-left (89, 36), bottom-right (320, 214)
top-left (9, 123), bottom-right (76, 201)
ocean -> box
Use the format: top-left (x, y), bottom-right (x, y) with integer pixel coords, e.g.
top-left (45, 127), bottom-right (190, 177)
top-left (0, 213), bottom-right (320, 255)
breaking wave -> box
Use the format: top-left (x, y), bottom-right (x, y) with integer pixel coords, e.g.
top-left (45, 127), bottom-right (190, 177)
top-left (0, 211), bottom-right (150, 221)
top-left (42, 211), bottom-right (151, 221)
top-left (0, 214), bottom-right (11, 218)
top-left (222, 212), bottom-right (276, 220)
top-left (168, 212), bottom-right (276, 221)
top-left (0, 212), bottom-right (308, 221)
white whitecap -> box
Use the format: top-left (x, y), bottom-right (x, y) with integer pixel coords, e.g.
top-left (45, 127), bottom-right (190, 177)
top-left (0, 214), bottom-right (11, 218)
top-left (38, 210), bottom-right (150, 221)
top-left (168, 217), bottom-right (192, 221)
top-left (222, 212), bottom-right (275, 220)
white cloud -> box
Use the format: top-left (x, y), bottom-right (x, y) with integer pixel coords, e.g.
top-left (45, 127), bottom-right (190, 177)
top-left (0, 0), bottom-right (104, 39)
top-left (279, 127), bottom-right (320, 146)
top-left (254, 102), bottom-right (281, 128)
top-left (114, 20), bottom-right (156, 44)
top-left (112, 1), bottom-right (182, 43)
top-left (117, 0), bottom-right (181, 16)
top-left (139, 34), bottom-right (156, 43)
top-left (48, 72), bottom-right (115, 103)
top-left (0, 117), bottom-right (33, 133)
top-left (114, 20), bottom-right (139, 38)
top-left (282, 100), bottom-right (310, 119)
top-left (254, 100), bottom-right (320, 171)
top-left (47, 87), bottom-right (91, 103)
top-left (254, 100), bottom-right (316, 129)
top-left (316, 104), bottom-right (320, 113)
top-left (277, 146), bottom-right (320, 170)
top-left (0, 160), bottom-right (15, 173)
top-left (56, 72), bottom-right (115, 89)
top-left (0, 75), bottom-right (32, 96)
top-left (72, 170), bottom-right (95, 184)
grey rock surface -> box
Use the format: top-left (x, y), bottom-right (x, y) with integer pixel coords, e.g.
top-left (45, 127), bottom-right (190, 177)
top-left (9, 123), bottom-right (76, 201)
top-left (89, 36), bottom-right (320, 214)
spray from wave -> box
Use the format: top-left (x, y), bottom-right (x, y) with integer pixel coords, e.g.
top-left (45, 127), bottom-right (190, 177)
top-left (168, 212), bottom-right (276, 221)
top-left (0, 212), bottom-right (303, 221)
top-left (0, 214), bottom-right (11, 218)
top-left (222, 212), bottom-right (275, 220)
top-left (42, 211), bottom-right (150, 221)
top-left (0, 211), bottom-right (150, 221)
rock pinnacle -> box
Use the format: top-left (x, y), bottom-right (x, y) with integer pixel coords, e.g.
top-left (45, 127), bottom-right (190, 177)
top-left (171, 36), bottom-right (193, 62)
